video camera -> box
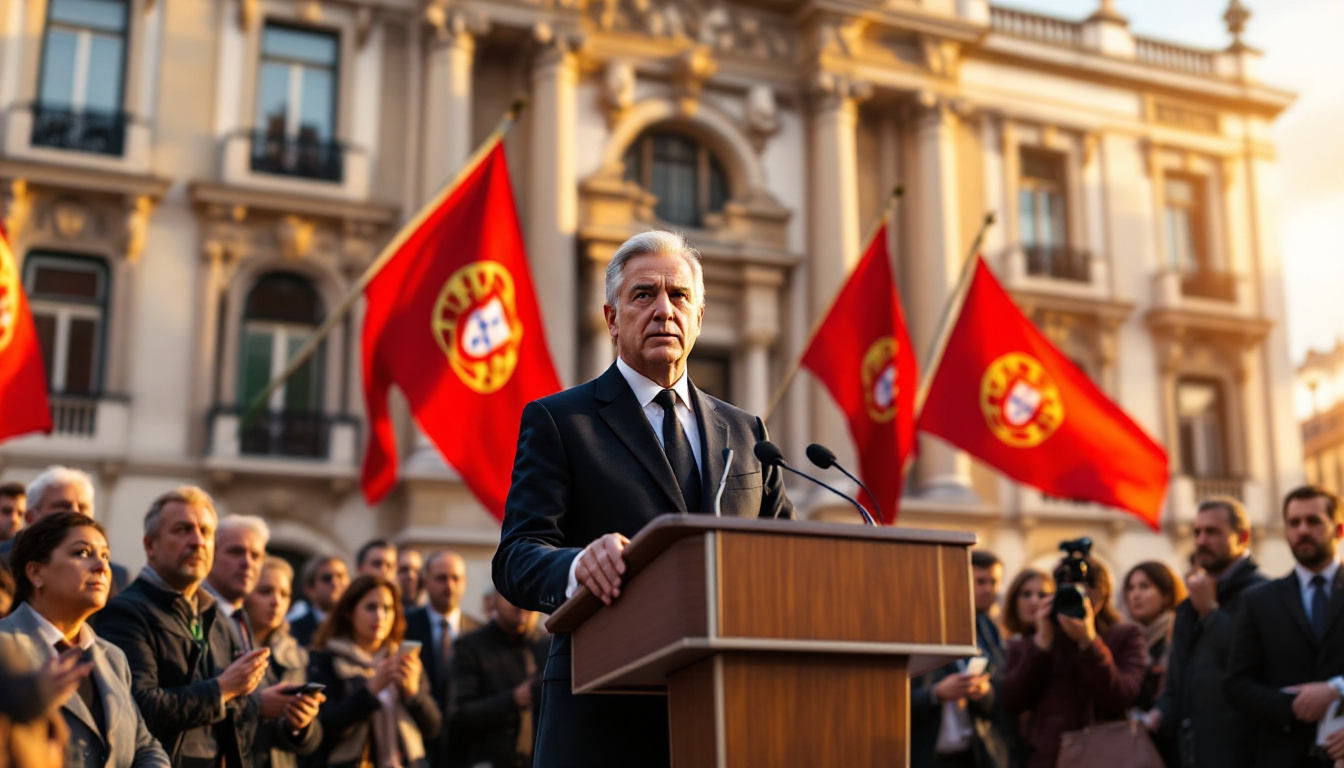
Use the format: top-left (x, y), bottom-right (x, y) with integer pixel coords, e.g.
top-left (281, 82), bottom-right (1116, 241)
top-left (1050, 537), bottom-right (1093, 622)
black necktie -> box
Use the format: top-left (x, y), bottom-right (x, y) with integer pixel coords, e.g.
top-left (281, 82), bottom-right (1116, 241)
top-left (1311, 575), bottom-right (1329, 641)
top-left (654, 389), bottom-right (702, 513)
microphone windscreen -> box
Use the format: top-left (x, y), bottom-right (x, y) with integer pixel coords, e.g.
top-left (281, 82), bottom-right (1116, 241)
top-left (805, 443), bottom-right (837, 469)
top-left (753, 440), bottom-right (784, 466)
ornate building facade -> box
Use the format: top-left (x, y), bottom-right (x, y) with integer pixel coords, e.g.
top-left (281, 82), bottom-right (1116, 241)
top-left (1297, 341), bottom-right (1344, 498)
top-left (0, 0), bottom-right (1304, 587)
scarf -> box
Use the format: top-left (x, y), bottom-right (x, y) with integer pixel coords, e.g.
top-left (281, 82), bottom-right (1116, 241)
top-left (1141, 611), bottom-right (1173, 666)
top-left (324, 639), bottom-right (426, 768)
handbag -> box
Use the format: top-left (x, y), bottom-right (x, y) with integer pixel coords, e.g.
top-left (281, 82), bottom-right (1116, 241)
top-left (1056, 717), bottom-right (1164, 768)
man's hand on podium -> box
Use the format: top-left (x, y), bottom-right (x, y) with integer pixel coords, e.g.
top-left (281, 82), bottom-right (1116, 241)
top-left (576, 533), bottom-right (631, 605)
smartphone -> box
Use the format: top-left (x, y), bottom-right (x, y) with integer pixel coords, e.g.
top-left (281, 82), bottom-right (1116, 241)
top-left (281, 683), bottom-right (327, 696)
top-left (964, 657), bottom-right (989, 676)
top-left (399, 640), bottom-right (423, 657)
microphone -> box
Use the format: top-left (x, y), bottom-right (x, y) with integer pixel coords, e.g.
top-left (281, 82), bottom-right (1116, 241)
top-left (806, 443), bottom-right (885, 526)
top-left (713, 447), bottom-right (734, 517)
top-left (754, 441), bottom-right (875, 526)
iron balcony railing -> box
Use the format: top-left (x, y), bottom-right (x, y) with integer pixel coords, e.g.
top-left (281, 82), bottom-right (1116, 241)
top-left (30, 104), bottom-right (128, 156)
top-left (1180, 270), bottom-right (1237, 302)
top-left (249, 130), bottom-right (345, 182)
top-left (1024, 244), bottom-right (1092, 283)
top-left (212, 406), bottom-right (359, 460)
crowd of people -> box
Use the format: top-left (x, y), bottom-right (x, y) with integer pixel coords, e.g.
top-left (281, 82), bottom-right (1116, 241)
top-left (0, 467), bottom-right (546, 768)
top-left (913, 484), bottom-right (1344, 768)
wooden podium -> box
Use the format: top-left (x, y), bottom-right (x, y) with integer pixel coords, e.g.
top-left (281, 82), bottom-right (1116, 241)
top-left (546, 515), bottom-right (978, 767)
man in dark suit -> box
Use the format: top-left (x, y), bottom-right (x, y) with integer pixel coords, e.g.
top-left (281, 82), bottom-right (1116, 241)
top-left (1227, 485), bottom-right (1344, 768)
top-left (1149, 496), bottom-right (1266, 768)
top-left (911, 550), bottom-right (1015, 768)
top-left (289, 555), bottom-right (348, 647)
top-left (406, 549), bottom-right (480, 768)
top-left (494, 231), bottom-right (794, 768)
top-left (449, 590), bottom-right (548, 768)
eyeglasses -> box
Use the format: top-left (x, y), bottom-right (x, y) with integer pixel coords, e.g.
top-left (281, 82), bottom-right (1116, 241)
top-left (318, 573), bottom-right (346, 584)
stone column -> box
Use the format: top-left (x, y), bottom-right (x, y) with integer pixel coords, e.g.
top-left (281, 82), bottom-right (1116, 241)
top-left (584, 245), bottom-right (613, 381)
top-left (741, 266), bottom-right (783, 417)
top-left (421, 11), bottom-right (478, 201)
top-left (529, 26), bottom-right (579, 386)
top-left (907, 96), bottom-right (977, 501)
top-left (806, 72), bottom-right (869, 470)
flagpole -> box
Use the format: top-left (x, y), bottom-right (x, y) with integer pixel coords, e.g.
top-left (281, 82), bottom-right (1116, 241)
top-left (898, 211), bottom-right (996, 478)
top-left (240, 98), bottom-right (528, 430)
top-left (762, 186), bottom-right (904, 424)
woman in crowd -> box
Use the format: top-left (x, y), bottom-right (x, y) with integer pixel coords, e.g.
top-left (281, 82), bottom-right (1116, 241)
top-left (308, 575), bottom-right (441, 768)
top-left (245, 556), bottom-right (325, 768)
top-left (1001, 554), bottom-right (1148, 768)
top-left (1123, 561), bottom-right (1187, 711)
top-left (0, 511), bottom-right (169, 768)
top-left (1003, 567), bottom-right (1055, 640)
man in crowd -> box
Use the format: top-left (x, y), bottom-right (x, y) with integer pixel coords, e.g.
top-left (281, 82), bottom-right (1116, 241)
top-left (288, 555), bottom-right (348, 647)
top-left (407, 549), bottom-right (479, 768)
top-left (398, 547), bottom-right (426, 609)
top-left (911, 550), bottom-right (1015, 768)
top-left (355, 539), bottom-right (397, 582)
top-left (93, 487), bottom-right (270, 768)
top-left (494, 231), bottom-right (792, 767)
top-left (0, 466), bottom-right (129, 593)
top-left (0, 482), bottom-right (25, 543)
top-left (1227, 485), bottom-right (1344, 767)
top-left (1148, 496), bottom-right (1266, 768)
top-left (449, 590), bottom-right (548, 768)
top-left (203, 516), bottom-right (321, 768)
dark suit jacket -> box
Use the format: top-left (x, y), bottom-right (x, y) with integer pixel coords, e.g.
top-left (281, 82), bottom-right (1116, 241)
top-left (911, 612), bottom-right (1016, 768)
top-left (405, 606), bottom-right (481, 768)
top-left (1226, 569), bottom-right (1344, 767)
top-left (288, 611), bottom-right (319, 649)
top-left (449, 622), bottom-right (549, 768)
top-left (493, 363), bottom-right (793, 768)
top-left (1155, 556), bottom-right (1266, 768)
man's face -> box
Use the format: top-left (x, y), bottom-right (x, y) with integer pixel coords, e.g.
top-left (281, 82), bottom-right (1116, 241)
top-left (1192, 507), bottom-right (1247, 574)
top-left (358, 545), bottom-right (396, 581)
top-left (1285, 496), bottom-right (1342, 570)
top-left (30, 481), bottom-right (93, 522)
top-left (309, 559), bottom-right (348, 612)
top-left (492, 594), bottom-right (537, 637)
top-left (973, 564), bottom-right (1003, 615)
top-left (208, 525), bottom-right (266, 606)
top-left (424, 552), bottom-right (466, 615)
top-left (144, 502), bottom-right (216, 592)
top-left (397, 550), bottom-right (423, 601)
top-left (603, 252), bottom-right (704, 387)
top-left (0, 494), bottom-right (24, 541)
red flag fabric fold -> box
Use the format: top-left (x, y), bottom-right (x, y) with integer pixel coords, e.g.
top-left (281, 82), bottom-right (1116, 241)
top-left (917, 257), bottom-right (1169, 528)
top-left (0, 225), bottom-right (52, 443)
top-left (361, 143), bottom-right (560, 516)
top-left (800, 223), bottom-right (917, 524)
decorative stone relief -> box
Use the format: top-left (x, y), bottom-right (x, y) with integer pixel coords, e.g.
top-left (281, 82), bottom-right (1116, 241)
top-left (743, 84), bottom-right (779, 152)
top-left (812, 71), bottom-right (872, 112)
top-left (587, 0), bottom-right (794, 60)
top-left (672, 47), bottom-right (717, 115)
top-left (298, 0), bottom-right (322, 23)
top-left (237, 0), bottom-right (258, 30)
top-left (51, 199), bottom-right (93, 240)
top-left (602, 61), bottom-right (636, 128)
top-left (921, 37), bottom-right (964, 78)
top-left (125, 196), bottom-right (154, 264)
top-left (276, 215), bottom-right (317, 261)
top-left (426, 3), bottom-right (489, 46)
top-left (3, 179), bottom-right (32, 243)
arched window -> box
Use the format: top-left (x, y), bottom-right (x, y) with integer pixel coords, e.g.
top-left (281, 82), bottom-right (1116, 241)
top-left (623, 131), bottom-right (729, 227)
top-left (238, 272), bottom-right (325, 456)
top-left (24, 253), bottom-right (109, 395)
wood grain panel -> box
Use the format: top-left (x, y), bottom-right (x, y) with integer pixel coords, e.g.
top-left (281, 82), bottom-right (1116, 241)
top-left (939, 544), bottom-right (976, 646)
top-left (572, 535), bottom-right (708, 691)
top-left (667, 658), bottom-right (719, 768)
top-left (717, 533), bottom-right (951, 644)
top-left (717, 653), bottom-right (908, 768)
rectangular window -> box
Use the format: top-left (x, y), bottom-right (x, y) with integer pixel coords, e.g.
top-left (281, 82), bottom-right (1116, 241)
top-left (1018, 148), bottom-right (1085, 281)
top-left (1176, 379), bottom-right (1228, 478)
top-left (34, 0), bottom-right (129, 155)
top-left (24, 254), bottom-right (109, 396)
top-left (1164, 175), bottom-right (1208, 273)
top-left (252, 23), bottom-right (342, 181)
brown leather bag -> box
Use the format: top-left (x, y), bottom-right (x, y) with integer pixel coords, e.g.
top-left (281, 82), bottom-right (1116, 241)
top-left (1056, 718), bottom-right (1164, 768)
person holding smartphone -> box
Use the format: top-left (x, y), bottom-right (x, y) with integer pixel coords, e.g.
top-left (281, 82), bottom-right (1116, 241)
top-left (307, 575), bottom-right (441, 768)
top-left (0, 511), bottom-right (169, 768)
top-left (245, 557), bottom-right (325, 768)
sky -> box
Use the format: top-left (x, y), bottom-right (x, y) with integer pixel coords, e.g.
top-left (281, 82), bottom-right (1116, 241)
top-left (997, 0), bottom-right (1344, 365)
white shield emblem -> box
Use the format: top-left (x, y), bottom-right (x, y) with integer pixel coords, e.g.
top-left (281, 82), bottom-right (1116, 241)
top-left (1004, 380), bottom-right (1042, 427)
top-left (872, 364), bottom-right (896, 410)
top-left (461, 297), bottom-right (511, 359)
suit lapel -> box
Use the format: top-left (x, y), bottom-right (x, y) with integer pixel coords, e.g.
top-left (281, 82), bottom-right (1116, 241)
top-left (689, 381), bottom-right (727, 514)
top-left (595, 364), bottom-right (686, 513)
top-left (8, 605), bottom-right (104, 742)
top-left (1281, 575), bottom-right (1316, 644)
top-left (1323, 569), bottom-right (1344, 640)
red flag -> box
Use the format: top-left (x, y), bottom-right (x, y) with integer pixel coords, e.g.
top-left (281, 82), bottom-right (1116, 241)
top-left (917, 258), bottom-right (1169, 528)
top-left (800, 223), bottom-right (917, 524)
top-left (0, 225), bottom-right (51, 443)
top-left (361, 142), bottom-right (560, 516)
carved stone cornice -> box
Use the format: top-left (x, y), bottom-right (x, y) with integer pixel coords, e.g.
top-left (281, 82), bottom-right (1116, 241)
top-left (587, 0), bottom-right (795, 62)
top-left (532, 21), bottom-right (585, 69)
top-left (426, 4), bottom-right (489, 50)
top-left (810, 71), bottom-right (872, 115)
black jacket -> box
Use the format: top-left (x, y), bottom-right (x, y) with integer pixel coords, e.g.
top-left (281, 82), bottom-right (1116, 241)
top-left (289, 612), bottom-right (319, 650)
top-left (493, 364), bottom-right (793, 768)
top-left (251, 628), bottom-right (322, 768)
top-left (911, 613), bottom-right (1016, 768)
top-left (92, 575), bottom-right (260, 768)
top-left (449, 622), bottom-right (548, 768)
top-left (307, 647), bottom-right (442, 768)
top-left (1226, 567), bottom-right (1344, 767)
top-left (404, 607), bottom-right (481, 768)
top-left (1155, 556), bottom-right (1265, 768)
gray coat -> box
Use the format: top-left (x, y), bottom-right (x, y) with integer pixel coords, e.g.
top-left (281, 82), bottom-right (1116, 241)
top-left (0, 603), bottom-right (170, 768)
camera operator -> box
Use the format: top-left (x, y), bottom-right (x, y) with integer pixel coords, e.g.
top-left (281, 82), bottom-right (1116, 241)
top-left (1000, 540), bottom-right (1148, 768)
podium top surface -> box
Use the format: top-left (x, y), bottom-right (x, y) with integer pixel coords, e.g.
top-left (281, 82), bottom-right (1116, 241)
top-left (546, 515), bottom-right (977, 634)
